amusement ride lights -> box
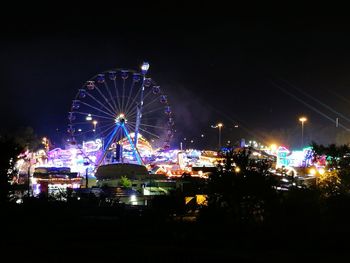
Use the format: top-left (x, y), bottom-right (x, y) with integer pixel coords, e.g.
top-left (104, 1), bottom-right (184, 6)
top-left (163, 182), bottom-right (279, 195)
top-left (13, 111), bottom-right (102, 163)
top-left (68, 62), bottom-right (174, 167)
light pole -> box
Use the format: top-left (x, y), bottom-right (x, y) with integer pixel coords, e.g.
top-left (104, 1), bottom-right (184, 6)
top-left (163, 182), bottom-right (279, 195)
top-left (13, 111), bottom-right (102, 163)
top-left (218, 123), bottom-right (223, 149)
top-left (299, 116), bottom-right (307, 147)
top-left (92, 120), bottom-right (98, 132)
top-left (211, 123), bottom-right (223, 149)
top-left (135, 61), bottom-right (150, 147)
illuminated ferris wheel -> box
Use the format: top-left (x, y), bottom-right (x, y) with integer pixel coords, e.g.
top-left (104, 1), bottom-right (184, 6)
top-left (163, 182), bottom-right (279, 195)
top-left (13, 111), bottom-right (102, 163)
top-left (67, 62), bottom-right (174, 166)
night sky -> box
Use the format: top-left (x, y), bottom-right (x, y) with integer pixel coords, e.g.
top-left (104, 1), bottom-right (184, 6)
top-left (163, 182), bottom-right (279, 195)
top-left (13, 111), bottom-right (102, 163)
top-left (2, 4), bottom-right (350, 149)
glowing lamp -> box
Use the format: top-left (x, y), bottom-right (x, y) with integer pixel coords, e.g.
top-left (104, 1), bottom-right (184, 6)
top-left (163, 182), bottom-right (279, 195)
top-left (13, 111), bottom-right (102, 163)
top-left (309, 168), bottom-right (316, 176)
top-left (141, 62), bottom-right (150, 74)
top-left (130, 195), bottom-right (137, 202)
top-left (115, 113), bottom-right (126, 124)
top-left (318, 168), bottom-right (325, 175)
top-left (270, 144), bottom-right (277, 152)
top-left (299, 117), bottom-right (307, 123)
top-left (234, 166), bottom-right (241, 173)
top-left (299, 116), bottom-right (307, 147)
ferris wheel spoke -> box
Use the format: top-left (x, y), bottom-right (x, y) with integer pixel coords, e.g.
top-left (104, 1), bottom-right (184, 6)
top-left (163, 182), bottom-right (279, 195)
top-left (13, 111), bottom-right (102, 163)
top-left (93, 123), bottom-right (117, 139)
top-left (138, 127), bottom-right (161, 139)
top-left (126, 122), bottom-right (135, 130)
top-left (77, 119), bottom-right (111, 126)
top-left (85, 92), bottom-right (116, 116)
top-left (126, 113), bottom-right (137, 121)
top-left (141, 106), bottom-right (165, 116)
top-left (141, 96), bottom-right (161, 111)
top-left (124, 87), bottom-right (142, 116)
top-left (124, 83), bottom-right (155, 116)
top-left (113, 79), bottom-right (122, 113)
top-left (74, 128), bottom-right (96, 137)
top-left (94, 85), bottom-right (116, 114)
top-left (125, 123), bottom-right (138, 136)
top-left (127, 122), bottom-right (160, 139)
top-left (74, 122), bottom-right (115, 136)
top-left (140, 116), bottom-right (165, 120)
top-left (140, 123), bottom-right (170, 130)
top-left (71, 121), bottom-right (96, 126)
top-left (73, 111), bottom-right (115, 121)
top-left (141, 87), bottom-right (156, 103)
top-left (123, 80), bottom-right (137, 115)
top-left (126, 104), bottom-right (164, 125)
top-left (121, 78), bottom-right (126, 112)
top-left (79, 100), bottom-right (116, 118)
top-left (127, 121), bottom-right (166, 130)
top-left (125, 110), bottom-right (138, 121)
top-left (103, 81), bottom-right (118, 112)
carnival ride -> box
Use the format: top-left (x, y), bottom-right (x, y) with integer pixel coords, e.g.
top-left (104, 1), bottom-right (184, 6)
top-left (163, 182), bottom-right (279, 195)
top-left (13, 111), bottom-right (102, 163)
top-left (67, 62), bottom-right (174, 167)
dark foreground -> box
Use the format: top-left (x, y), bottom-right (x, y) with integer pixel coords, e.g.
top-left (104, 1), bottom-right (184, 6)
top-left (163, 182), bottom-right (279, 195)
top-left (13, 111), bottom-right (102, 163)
top-left (1, 200), bottom-right (350, 263)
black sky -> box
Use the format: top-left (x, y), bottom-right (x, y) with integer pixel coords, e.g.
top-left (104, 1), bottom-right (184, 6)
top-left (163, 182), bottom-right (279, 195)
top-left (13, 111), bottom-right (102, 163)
top-left (2, 3), bottom-right (350, 148)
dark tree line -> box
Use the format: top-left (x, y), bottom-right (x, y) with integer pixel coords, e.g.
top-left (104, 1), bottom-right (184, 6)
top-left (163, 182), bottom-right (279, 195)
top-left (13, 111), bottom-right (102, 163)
top-left (200, 143), bottom-right (350, 238)
top-left (310, 141), bottom-right (350, 195)
top-left (201, 147), bottom-right (279, 226)
top-left (0, 127), bottom-right (40, 204)
top-left (0, 135), bottom-right (21, 203)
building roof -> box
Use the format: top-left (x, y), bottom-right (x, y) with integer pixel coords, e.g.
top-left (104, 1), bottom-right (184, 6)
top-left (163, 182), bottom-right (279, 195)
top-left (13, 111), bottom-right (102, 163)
top-left (95, 163), bottom-right (149, 179)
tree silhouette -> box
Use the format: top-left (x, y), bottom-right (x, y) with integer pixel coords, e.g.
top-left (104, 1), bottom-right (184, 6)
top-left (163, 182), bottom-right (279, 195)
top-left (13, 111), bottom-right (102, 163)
top-left (14, 126), bottom-right (41, 151)
top-left (119, 176), bottom-right (132, 189)
top-left (0, 135), bottom-right (22, 203)
top-left (310, 141), bottom-right (350, 196)
top-left (203, 147), bottom-right (278, 225)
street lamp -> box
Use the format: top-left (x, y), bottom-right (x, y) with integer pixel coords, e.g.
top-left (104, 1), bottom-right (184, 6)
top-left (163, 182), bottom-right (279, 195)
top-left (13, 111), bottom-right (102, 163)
top-left (299, 116), bottom-right (307, 147)
top-left (211, 123), bottom-right (223, 149)
top-left (93, 120), bottom-right (98, 132)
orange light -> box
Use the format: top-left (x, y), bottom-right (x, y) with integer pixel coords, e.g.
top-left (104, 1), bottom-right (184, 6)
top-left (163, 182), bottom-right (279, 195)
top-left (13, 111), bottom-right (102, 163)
top-left (299, 117), bottom-right (307, 123)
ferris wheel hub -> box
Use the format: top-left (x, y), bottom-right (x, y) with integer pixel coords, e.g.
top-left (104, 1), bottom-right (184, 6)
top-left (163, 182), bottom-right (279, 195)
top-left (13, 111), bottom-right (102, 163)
top-left (115, 113), bottom-right (127, 124)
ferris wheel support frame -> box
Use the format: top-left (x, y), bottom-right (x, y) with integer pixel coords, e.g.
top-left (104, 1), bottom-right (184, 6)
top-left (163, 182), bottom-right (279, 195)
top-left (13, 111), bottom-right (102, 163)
top-left (95, 122), bottom-right (143, 167)
top-left (121, 124), bottom-right (143, 165)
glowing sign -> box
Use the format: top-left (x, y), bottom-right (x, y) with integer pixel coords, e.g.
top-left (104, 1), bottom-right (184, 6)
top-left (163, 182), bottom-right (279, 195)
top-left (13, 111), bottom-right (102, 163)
top-left (83, 139), bottom-right (102, 153)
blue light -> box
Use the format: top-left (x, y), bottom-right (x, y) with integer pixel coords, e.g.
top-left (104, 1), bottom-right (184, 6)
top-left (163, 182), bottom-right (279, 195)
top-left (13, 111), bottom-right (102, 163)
top-left (122, 125), bottom-right (143, 165)
top-left (103, 125), bottom-right (120, 152)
